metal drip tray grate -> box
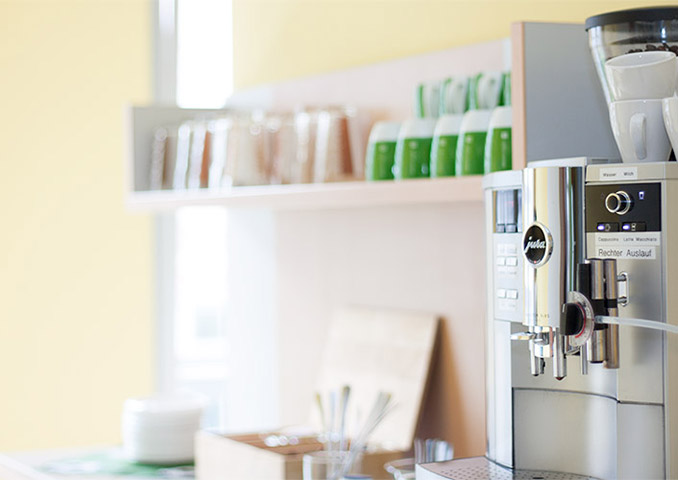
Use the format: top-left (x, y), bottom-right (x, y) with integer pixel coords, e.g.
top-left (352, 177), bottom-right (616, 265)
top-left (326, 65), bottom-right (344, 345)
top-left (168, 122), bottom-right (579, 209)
top-left (416, 457), bottom-right (598, 480)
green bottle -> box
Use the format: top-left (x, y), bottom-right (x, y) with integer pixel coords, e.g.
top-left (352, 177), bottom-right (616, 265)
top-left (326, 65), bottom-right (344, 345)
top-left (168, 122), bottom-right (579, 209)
top-left (393, 119), bottom-right (437, 179)
top-left (456, 110), bottom-right (492, 176)
top-left (484, 106), bottom-right (512, 173)
top-left (365, 122), bottom-right (400, 181)
top-left (431, 114), bottom-right (463, 177)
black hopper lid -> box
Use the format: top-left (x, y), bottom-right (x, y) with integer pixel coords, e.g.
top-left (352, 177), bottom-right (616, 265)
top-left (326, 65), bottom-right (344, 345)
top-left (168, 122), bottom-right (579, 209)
top-left (586, 6), bottom-right (678, 31)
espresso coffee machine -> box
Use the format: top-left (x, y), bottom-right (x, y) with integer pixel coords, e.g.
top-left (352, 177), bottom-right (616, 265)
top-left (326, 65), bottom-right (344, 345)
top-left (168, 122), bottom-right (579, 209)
top-left (417, 159), bottom-right (678, 479)
top-left (417, 7), bottom-right (678, 479)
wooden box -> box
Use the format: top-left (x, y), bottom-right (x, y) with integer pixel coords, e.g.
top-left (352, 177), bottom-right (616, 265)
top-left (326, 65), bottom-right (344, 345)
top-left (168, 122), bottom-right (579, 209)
top-left (196, 431), bottom-right (404, 480)
top-left (195, 307), bottom-right (440, 480)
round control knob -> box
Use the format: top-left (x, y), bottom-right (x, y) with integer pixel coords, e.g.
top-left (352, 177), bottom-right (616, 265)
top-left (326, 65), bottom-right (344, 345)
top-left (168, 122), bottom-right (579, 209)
top-left (605, 191), bottom-right (632, 215)
top-left (561, 302), bottom-right (585, 336)
top-left (562, 291), bottom-right (595, 347)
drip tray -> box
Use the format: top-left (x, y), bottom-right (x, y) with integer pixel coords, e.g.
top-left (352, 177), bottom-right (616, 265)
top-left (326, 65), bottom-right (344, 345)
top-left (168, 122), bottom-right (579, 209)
top-left (416, 457), bottom-right (598, 480)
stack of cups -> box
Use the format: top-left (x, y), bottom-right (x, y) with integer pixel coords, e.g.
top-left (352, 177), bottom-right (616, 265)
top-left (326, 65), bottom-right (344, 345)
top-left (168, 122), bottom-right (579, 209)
top-left (122, 394), bottom-right (205, 465)
top-left (605, 51), bottom-right (678, 162)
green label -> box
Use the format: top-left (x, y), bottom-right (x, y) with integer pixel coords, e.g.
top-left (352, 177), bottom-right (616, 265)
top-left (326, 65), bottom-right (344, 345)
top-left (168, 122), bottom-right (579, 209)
top-left (456, 131), bottom-right (487, 175)
top-left (366, 141), bottom-right (396, 180)
top-left (394, 137), bottom-right (432, 179)
top-left (484, 127), bottom-right (512, 172)
top-left (431, 134), bottom-right (458, 177)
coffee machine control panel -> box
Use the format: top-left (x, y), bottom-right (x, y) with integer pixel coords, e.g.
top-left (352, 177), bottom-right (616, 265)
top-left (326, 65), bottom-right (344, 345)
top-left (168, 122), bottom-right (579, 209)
top-left (586, 183), bottom-right (661, 233)
top-left (492, 188), bottom-right (523, 321)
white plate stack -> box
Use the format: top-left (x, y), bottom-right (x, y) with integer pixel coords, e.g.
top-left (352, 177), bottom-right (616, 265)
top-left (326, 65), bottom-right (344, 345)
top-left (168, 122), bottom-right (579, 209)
top-left (122, 394), bottom-right (205, 465)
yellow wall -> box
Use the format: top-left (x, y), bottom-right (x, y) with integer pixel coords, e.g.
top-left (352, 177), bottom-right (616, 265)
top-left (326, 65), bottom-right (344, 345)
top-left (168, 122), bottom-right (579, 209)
top-left (0, 1), bottom-right (152, 450)
top-left (0, 0), bottom-right (675, 453)
top-left (233, 0), bottom-right (678, 88)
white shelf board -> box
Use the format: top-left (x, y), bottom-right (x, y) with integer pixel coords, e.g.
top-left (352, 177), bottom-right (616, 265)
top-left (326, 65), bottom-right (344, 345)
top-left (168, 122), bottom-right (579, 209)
top-left (125, 176), bottom-right (484, 212)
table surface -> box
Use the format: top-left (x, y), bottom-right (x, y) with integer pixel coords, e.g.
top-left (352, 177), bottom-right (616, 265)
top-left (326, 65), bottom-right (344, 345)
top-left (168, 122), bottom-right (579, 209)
top-left (0, 447), bottom-right (194, 480)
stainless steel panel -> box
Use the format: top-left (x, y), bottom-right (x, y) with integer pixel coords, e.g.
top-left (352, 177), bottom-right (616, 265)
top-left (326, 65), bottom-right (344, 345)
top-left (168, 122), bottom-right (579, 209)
top-left (617, 402), bottom-right (665, 479)
top-left (662, 178), bottom-right (678, 478)
top-left (485, 172), bottom-right (524, 466)
top-left (586, 235), bottom-right (664, 404)
top-left (486, 187), bottom-right (497, 463)
top-left (514, 389), bottom-right (616, 479)
top-left (514, 390), bottom-right (667, 480)
top-left (587, 160), bottom-right (677, 476)
top-left (523, 167), bottom-right (584, 330)
top-left (490, 320), bottom-right (514, 468)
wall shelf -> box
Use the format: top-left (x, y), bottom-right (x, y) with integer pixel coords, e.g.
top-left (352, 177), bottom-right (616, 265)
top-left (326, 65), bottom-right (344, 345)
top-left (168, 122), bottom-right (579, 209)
top-left (126, 175), bottom-right (483, 211)
top-left (123, 22), bottom-right (620, 458)
top-left (127, 25), bottom-right (617, 216)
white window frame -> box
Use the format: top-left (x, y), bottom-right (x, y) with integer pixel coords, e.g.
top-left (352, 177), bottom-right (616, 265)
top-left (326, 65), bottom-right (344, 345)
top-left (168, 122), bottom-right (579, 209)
top-left (151, 0), bottom-right (239, 430)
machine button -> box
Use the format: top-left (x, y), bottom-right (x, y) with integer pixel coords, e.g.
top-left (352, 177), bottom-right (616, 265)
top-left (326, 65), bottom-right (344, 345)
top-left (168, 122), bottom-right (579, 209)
top-left (622, 221), bottom-right (646, 232)
top-left (616, 191), bottom-right (632, 214)
top-left (496, 256), bottom-right (506, 266)
top-left (506, 244), bottom-right (517, 254)
top-left (506, 289), bottom-right (518, 299)
top-left (506, 256), bottom-right (518, 266)
top-left (497, 289), bottom-right (507, 299)
top-left (605, 192), bottom-right (620, 213)
top-left (605, 191), bottom-right (633, 215)
top-left (596, 222), bottom-right (619, 232)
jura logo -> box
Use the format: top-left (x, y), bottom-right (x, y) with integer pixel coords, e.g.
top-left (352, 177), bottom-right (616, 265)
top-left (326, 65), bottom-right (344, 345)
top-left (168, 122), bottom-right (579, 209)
top-left (524, 237), bottom-right (546, 252)
top-left (523, 223), bottom-right (551, 266)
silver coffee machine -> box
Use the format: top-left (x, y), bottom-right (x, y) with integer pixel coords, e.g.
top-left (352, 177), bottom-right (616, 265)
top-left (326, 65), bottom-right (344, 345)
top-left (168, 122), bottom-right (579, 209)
top-left (418, 160), bottom-right (678, 479)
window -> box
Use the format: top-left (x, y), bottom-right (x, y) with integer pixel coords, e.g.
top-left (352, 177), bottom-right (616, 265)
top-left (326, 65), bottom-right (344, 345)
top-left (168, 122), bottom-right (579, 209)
top-left (176, 0), bottom-right (233, 109)
top-left (170, 207), bottom-right (229, 428)
top-left (154, 0), bottom-right (249, 431)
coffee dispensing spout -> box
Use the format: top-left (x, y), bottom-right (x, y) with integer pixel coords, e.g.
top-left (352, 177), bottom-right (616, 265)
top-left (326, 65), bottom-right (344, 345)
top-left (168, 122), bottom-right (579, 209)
top-left (561, 258), bottom-right (624, 372)
top-left (514, 166), bottom-right (588, 381)
top-left (514, 258), bottom-right (626, 381)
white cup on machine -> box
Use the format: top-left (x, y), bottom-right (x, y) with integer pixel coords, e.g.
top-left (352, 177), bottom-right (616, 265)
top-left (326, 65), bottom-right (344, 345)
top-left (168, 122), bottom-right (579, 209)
top-left (662, 97), bottom-right (678, 155)
top-left (605, 51), bottom-right (678, 163)
top-left (609, 99), bottom-right (672, 163)
top-left (605, 51), bottom-right (678, 101)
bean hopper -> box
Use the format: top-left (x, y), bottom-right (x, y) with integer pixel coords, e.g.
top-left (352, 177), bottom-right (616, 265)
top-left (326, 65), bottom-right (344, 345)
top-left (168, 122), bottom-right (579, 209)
top-left (417, 8), bottom-right (678, 480)
top-left (586, 6), bottom-right (678, 104)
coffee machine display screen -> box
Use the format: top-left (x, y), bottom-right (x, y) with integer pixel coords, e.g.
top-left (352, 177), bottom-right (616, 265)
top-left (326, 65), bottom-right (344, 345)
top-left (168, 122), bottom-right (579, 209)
top-left (494, 189), bottom-right (522, 233)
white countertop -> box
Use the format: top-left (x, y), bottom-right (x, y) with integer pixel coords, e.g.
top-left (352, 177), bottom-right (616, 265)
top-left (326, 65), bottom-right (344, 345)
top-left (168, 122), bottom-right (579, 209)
top-left (0, 447), bottom-right (194, 480)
